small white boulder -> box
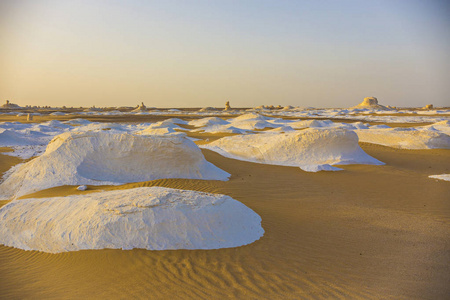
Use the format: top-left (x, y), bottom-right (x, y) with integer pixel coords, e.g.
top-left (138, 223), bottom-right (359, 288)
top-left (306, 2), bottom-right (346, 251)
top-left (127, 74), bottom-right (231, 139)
top-left (77, 185), bottom-right (87, 191)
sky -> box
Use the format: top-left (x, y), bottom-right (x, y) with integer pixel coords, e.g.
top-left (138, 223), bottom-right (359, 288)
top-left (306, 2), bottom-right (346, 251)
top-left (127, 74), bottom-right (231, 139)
top-left (0, 0), bottom-right (449, 108)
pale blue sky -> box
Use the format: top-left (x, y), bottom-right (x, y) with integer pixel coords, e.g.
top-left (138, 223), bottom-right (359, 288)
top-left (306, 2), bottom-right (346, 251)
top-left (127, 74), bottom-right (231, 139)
top-left (1, 0), bottom-right (449, 107)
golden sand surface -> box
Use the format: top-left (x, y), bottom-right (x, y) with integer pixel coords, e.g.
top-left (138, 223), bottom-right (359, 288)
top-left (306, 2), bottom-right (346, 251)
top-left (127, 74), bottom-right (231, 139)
top-left (0, 120), bottom-right (449, 299)
top-left (0, 147), bottom-right (22, 175)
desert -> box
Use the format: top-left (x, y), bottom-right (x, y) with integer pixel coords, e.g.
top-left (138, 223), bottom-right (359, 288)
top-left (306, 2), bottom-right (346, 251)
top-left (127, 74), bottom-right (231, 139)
top-left (0, 103), bottom-right (449, 299)
top-left (1, 1), bottom-right (449, 298)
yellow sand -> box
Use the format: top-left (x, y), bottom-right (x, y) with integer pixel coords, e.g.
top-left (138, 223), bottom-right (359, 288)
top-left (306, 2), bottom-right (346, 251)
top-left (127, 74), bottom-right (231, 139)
top-left (0, 122), bottom-right (450, 299)
top-left (0, 148), bottom-right (22, 174)
top-left (0, 148), bottom-right (23, 207)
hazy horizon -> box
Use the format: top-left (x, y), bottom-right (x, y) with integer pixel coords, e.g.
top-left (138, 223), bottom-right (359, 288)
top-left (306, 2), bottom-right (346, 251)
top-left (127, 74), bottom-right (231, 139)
top-left (1, 0), bottom-right (449, 108)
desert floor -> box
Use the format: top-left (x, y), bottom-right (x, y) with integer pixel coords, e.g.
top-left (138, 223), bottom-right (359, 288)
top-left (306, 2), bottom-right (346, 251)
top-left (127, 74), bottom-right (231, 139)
top-left (0, 114), bottom-right (449, 299)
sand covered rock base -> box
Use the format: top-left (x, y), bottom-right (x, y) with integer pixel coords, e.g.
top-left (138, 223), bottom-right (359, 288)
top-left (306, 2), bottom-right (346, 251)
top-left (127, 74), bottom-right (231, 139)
top-left (0, 132), bottom-right (229, 199)
top-left (201, 128), bottom-right (383, 171)
top-left (0, 187), bottom-right (264, 253)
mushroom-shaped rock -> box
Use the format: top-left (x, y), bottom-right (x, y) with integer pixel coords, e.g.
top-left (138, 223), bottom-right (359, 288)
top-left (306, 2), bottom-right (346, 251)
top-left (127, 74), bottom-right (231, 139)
top-left (353, 97), bottom-right (391, 110)
top-left (361, 97), bottom-right (378, 106)
top-left (1, 100), bottom-right (21, 109)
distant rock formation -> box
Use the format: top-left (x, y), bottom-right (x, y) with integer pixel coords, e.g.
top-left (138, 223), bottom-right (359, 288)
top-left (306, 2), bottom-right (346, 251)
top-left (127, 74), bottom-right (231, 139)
top-left (131, 102), bottom-right (147, 112)
top-left (361, 97), bottom-right (378, 106)
top-left (424, 104), bottom-right (433, 110)
top-left (254, 105), bottom-right (285, 110)
top-left (224, 101), bottom-right (231, 111)
top-left (83, 106), bottom-right (102, 112)
top-left (199, 107), bottom-right (216, 112)
top-left (353, 97), bottom-right (392, 110)
top-left (1, 100), bottom-right (21, 109)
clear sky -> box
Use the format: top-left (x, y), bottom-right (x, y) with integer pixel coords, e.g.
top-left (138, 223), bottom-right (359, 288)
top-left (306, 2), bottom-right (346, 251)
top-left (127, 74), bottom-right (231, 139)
top-left (1, 0), bottom-right (449, 108)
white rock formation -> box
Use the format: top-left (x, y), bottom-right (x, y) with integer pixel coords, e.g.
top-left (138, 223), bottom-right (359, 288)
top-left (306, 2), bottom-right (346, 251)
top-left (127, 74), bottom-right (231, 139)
top-left (49, 112), bottom-right (66, 116)
top-left (353, 97), bottom-right (390, 110)
top-left (83, 106), bottom-right (102, 112)
top-left (188, 117), bottom-right (229, 127)
top-left (138, 119), bottom-right (188, 135)
top-left (201, 129), bottom-right (383, 172)
top-left (228, 113), bottom-right (278, 130)
top-left (428, 174), bottom-right (450, 181)
top-left (426, 121), bottom-right (450, 135)
top-left (289, 119), bottom-right (335, 129)
top-left (131, 102), bottom-right (147, 112)
top-left (1, 100), bottom-right (21, 109)
top-left (0, 128), bottom-right (49, 146)
top-left (360, 97), bottom-right (378, 106)
top-left (138, 127), bottom-right (183, 135)
top-left (199, 107), bottom-right (216, 112)
top-left (355, 127), bottom-right (450, 149)
top-left (0, 187), bottom-right (264, 253)
top-left (0, 132), bottom-right (229, 199)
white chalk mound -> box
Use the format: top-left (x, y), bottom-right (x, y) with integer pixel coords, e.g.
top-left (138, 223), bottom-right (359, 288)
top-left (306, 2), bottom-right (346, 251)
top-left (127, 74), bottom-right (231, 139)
top-left (228, 113), bottom-right (278, 130)
top-left (0, 128), bottom-right (48, 146)
top-left (355, 128), bottom-right (450, 149)
top-left (0, 132), bottom-right (229, 199)
top-left (429, 174), bottom-right (450, 182)
top-left (188, 117), bottom-right (229, 127)
top-left (201, 129), bottom-right (383, 172)
top-left (427, 121), bottom-right (450, 135)
top-left (0, 187), bottom-right (264, 253)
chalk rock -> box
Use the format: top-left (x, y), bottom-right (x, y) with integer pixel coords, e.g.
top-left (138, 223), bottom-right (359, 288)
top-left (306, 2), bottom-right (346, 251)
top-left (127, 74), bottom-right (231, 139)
top-left (0, 187), bottom-right (264, 253)
top-left (353, 97), bottom-right (391, 110)
top-left (201, 128), bottom-right (383, 172)
top-left (0, 132), bottom-right (229, 199)
top-left (1, 100), bottom-right (21, 109)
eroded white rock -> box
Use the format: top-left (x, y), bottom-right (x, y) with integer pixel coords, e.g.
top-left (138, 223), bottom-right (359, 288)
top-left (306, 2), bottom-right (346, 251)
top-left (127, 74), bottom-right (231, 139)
top-left (0, 132), bottom-right (229, 199)
top-left (201, 128), bottom-right (383, 172)
top-left (0, 187), bottom-right (264, 253)
top-left (429, 174), bottom-right (450, 181)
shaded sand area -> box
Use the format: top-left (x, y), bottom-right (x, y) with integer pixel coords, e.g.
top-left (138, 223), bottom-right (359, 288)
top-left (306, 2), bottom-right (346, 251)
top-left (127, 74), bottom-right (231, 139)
top-left (1, 139), bottom-right (449, 299)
